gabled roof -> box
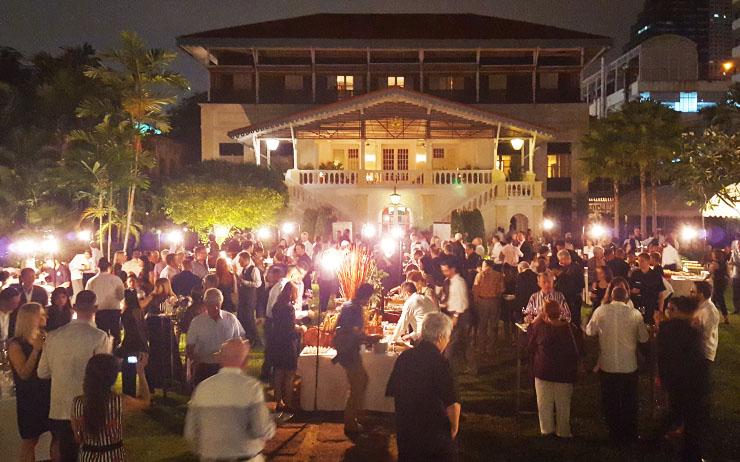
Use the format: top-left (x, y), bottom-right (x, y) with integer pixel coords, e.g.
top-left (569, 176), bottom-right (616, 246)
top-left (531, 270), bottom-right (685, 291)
top-left (228, 87), bottom-right (553, 140)
top-left (177, 13), bottom-right (610, 49)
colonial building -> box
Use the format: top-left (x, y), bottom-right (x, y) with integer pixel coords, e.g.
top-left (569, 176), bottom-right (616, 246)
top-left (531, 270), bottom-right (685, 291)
top-left (177, 13), bottom-right (610, 235)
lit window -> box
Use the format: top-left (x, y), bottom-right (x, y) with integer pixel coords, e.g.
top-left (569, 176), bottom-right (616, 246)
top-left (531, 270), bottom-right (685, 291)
top-left (387, 76), bottom-right (405, 87)
top-left (336, 75), bottom-right (354, 92)
top-left (547, 154), bottom-right (571, 178)
top-left (674, 92), bottom-right (698, 112)
top-left (284, 75), bottom-right (303, 90)
top-left (433, 148), bottom-right (445, 159)
top-left (539, 73), bottom-right (558, 90)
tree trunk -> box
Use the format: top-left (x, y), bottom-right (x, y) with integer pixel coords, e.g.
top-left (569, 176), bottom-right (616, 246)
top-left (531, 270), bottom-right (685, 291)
top-left (613, 180), bottom-right (620, 240)
top-left (651, 176), bottom-right (658, 236)
top-left (97, 192), bottom-right (105, 251)
top-left (107, 183), bottom-right (114, 261)
top-left (639, 168), bottom-right (647, 236)
top-left (122, 135), bottom-right (142, 256)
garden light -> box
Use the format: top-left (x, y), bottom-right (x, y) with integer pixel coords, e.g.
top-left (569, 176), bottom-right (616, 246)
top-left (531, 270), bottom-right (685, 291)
top-left (542, 218), bottom-right (555, 231)
top-left (213, 224), bottom-right (231, 243)
top-left (166, 230), bottom-right (183, 245)
top-left (510, 137), bottom-right (524, 150)
top-left (266, 138), bottom-right (280, 151)
top-left (589, 223), bottom-right (606, 240)
top-left (257, 227), bottom-right (272, 240)
top-left (381, 237), bottom-right (397, 258)
top-left (361, 223), bottom-right (377, 239)
top-left (76, 230), bottom-right (92, 242)
top-left (282, 222), bottom-right (296, 235)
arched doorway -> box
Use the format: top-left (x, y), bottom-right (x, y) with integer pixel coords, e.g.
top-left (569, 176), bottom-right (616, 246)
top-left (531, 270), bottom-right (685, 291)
top-left (381, 205), bottom-right (412, 233)
top-left (510, 213), bottom-right (529, 233)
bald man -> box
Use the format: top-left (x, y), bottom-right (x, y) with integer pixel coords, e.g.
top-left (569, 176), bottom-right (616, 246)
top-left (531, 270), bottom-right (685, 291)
top-left (185, 339), bottom-right (275, 461)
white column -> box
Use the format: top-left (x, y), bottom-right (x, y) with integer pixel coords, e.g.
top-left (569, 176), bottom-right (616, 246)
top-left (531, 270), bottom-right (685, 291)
top-left (290, 125), bottom-right (298, 170)
top-left (493, 123), bottom-right (501, 170)
top-left (252, 137), bottom-right (261, 166)
top-left (359, 139), bottom-right (366, 170)
top-left (528, 137), bottom-right (535, 174)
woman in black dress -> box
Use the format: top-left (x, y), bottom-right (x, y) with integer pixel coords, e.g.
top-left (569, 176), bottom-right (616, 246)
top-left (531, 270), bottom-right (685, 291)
top-left (589, 266), bottom-right (611, 308)
top-left (119, 289), bottom-right (149, 397)
top-left (8, 302), bottom-right (56, 462)
top-left (215, 257), bottom-right (238, 313)
top-left (268, 282), bottom-right (304, 418)
top-left (46, 287), bottom-right (73, 332)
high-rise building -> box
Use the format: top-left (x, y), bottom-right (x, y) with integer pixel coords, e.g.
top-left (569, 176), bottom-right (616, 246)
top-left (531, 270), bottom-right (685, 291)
top-left (627, 0), bottom-right (732, 79)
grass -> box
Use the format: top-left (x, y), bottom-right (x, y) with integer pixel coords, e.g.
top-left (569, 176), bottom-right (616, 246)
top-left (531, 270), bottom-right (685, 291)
top-left (123, 294), bottom-right (740, 461)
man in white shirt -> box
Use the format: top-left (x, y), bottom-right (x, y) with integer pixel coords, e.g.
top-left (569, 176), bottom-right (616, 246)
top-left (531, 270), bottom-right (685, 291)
top-left (69, 250), bottom-right (93, 297)
top-left (187, 288), bottom-right (245, 387)
top-left (185, 338), bottom-right (275, 461)
top-left (154, 250), bottom-right (169, 277)
top-left (489, 236), bottom-right (503, 262)
top-left (392, 282), bottom-right (438, 342)
top-left (500, 238), bottom-right (523, 266)
top-left (85, 258), bottom-right (125, 348)
top-left (159, 252), bottom-right (181, 282)
top-left (586, 286), bottom-right (649, 445)
top-left (661, 238), bottom-right (681, 272)
top-left (692, 281), bottom-right (720, 363)
top-left (440, 260), bottom-right (470, 374)
top-left (121, 254), bottom-right (143, 277)
top-left (38, 290), bottom-right (111, 462)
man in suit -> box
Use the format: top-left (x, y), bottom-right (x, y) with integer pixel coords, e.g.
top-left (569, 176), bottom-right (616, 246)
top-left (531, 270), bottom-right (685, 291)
top-left (12, 267), bottom-right (49, 308)
top-left (0, 287), bottom-right (21, 341)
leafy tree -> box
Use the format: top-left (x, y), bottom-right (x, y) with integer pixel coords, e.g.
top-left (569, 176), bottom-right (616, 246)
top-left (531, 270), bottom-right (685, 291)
top-left (81, 31), bottom-right (188, 254)
top-left (673, 128), bottom-right (740, 215)
top-left (163, 183), bottom-right (284, 234)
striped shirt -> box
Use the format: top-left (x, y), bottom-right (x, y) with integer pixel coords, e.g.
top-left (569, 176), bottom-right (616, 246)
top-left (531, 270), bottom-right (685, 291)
top-left (72, 394), bottom-right (125, 462)
top-left (523, 290), bottom-right (571, 322)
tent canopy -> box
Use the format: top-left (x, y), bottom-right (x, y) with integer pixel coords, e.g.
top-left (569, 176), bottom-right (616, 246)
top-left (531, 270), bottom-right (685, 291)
top-left (703, 183), bottom-right (740, 219)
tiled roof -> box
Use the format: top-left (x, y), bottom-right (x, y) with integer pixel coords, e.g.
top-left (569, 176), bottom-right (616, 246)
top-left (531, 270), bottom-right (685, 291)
top-left (179, 13), bottom-right (609, 42)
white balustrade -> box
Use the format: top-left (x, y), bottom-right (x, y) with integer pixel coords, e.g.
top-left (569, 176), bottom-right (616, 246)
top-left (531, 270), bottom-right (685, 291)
top-left (505, 181), bottom-right (534, 198)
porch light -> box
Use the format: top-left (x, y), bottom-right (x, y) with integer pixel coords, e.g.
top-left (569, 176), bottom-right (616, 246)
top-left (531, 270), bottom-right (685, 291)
top-left (390, 187), bottom-right (401, 205)
top-left (266, 138), bottom-right (280, 151)
top-left (510, 138), bottom-right (525, 151)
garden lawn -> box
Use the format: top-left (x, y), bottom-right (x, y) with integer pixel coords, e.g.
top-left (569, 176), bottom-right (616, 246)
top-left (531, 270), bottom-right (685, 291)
top-left (124, 301), bottom-right (740, 461)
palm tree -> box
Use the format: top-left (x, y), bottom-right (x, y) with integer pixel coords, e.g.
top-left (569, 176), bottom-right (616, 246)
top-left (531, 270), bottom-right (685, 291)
top-left (581, 116), bottom-right (632, 237)
top-left (81, 31), bottom-right (188, 254)
top-left (611, 101), bottom-right (681, 234)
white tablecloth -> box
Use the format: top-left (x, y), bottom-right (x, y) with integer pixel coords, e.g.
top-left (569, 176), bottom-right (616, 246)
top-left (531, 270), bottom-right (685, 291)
top-left (297, 348), bottom-right (397, 412)
top-left (0, 396), bottom-right (52, 461)
top-left (669, 277), bottom-right (707, 296)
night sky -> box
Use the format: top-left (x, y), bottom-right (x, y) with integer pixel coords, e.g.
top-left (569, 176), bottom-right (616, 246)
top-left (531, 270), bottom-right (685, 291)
top-left (1, 0), bottom-right (644, 92)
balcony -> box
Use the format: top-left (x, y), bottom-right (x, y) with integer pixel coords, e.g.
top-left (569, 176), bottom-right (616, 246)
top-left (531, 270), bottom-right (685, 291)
top-left (286, 169), bottom-right (540, 199)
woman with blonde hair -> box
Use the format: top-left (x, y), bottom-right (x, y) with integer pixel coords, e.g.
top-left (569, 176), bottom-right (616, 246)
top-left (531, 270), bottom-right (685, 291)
top-left (141, 278), bottom-right (177, 316)
top-left (215, 257), bottom-right (239, 313)
top-left (8, 303), bottom-right (56, 462)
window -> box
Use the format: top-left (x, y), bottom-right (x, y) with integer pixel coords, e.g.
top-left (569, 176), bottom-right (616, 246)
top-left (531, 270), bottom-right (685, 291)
top-left (539, 73), bottom-right (559, 90)
top-left (233, 73), bottom-right (252, 90)
top-left (219, 143), bottom-right (243, 157)
top-left (333, 75), bottom-right (354, 91)
top-left (546, 143), bottom-right (571, 178)
top-left (347, 148), bottom-right (359, 170)
top-left (488, 74), bottom-right (507, 90)
top-left (674, 92), bottom-right (698, 112)
top-left (387, 76), bottom-right (405, 87)
top-left (382, 149), bottom-right (394, 171)
top-left (433, 147), bottom-right (445, 159)
top-left (497, 155), bottom-right (512, 174)
top-left (429, 76), bottom-right (464, 91)
top-left (284, 75), bottom-right (304, 91)
top-left (397, 149), bottom-right (409, 170)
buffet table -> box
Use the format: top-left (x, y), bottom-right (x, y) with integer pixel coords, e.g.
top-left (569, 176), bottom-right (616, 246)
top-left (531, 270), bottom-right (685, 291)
top-left (297, 347), bottom-right (397, 412)
top-left (669, 275), bottom-right (709, 296)
top-left (0, 396), bottom-right (52, 460)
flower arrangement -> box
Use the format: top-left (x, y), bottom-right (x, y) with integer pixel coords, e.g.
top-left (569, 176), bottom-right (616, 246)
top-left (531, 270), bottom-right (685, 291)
top-left (337, 246), bottom-right (376, 300)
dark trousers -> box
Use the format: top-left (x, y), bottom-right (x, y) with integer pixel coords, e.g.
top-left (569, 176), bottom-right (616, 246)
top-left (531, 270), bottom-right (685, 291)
top-left (445, 311), bottom-right (471, 375)
top-left (122, 359), bottom-right (137, 396)
top-left (192, 362), bottom-right (221, 388)
top-left (733, 278), bottom-right (740, 313)
top-left (95, 309), bottom-right (122, 349)
top-left (666, 385), bottom-right (708, 462)
top-left (599, 371), bottom-right (639, 443)
top-left (567, 295), bottom-right (582, 327)
top-left (318, 279), bottom-right (337, 312)
top-left (712, 286), bottom-right (728, 316)
top-left (50, 419), bottom-right (78, 462)
top-left (238, 288), bottom-right (258, 345)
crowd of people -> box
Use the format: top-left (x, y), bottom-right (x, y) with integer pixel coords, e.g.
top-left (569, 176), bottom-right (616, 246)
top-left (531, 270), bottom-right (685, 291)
top-left (0, 224), bottom-right (737, 461)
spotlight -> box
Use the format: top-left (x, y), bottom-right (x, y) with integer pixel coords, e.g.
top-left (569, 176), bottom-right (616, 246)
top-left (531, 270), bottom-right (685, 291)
top-left (213, 224), bottom-right (230, 243)
top-left (9, 239), bottom-right (35, 255)
top-left (381, 237), bottom-right (397, 258)
top-left (41, 236), bottom-right (59, 254)
top-left (257, 227), bottom-right (272, 240)
top-left (320, 248), bottom-right (343, 273)
top-left (361, 223), bottom-right (377, 239)
top-left (166, 230), bottom-right (183, 245)
top-left (281, 222), bottom-right (296, 235)
top-left (589, 223), bottom-right (606, 240)
top-left (76, 230), bottom-right (92, 242)
top-left (542, 218), bottom-right (555, 232)
top-left (680, 225), bottom-right (700, 241)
